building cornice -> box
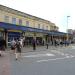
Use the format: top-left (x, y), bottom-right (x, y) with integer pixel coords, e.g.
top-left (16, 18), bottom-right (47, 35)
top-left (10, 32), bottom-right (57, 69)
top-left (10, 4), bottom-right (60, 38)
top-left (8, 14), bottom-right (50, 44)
top-left (0, 4), bottom-right (51, 24)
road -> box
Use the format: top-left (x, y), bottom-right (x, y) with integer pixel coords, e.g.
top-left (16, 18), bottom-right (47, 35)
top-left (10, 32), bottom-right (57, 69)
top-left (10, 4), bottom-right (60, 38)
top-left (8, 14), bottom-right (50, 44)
top-left (0, 45), bottom-right (75, 75)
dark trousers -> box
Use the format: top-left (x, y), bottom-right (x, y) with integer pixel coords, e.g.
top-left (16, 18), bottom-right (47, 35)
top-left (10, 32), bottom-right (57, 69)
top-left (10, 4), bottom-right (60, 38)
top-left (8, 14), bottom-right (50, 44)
top-left (46, 44), bottom-right (48, 49)
top-left (33, 44), bottom-right (36, 50)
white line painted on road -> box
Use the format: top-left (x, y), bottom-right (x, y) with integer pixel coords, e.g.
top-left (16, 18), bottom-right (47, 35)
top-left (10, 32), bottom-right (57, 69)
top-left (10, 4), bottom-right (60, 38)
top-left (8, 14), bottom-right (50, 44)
top-left (51, 50), bottom-right (65, 55)
top-left (23, 53), bottom-right (55, 58)
top-left (51, 50), bottom-right (70, 56)
top-left (36, 56), bottom-right (75, 63)
top-left (71, 46), bottom-right (75, 49)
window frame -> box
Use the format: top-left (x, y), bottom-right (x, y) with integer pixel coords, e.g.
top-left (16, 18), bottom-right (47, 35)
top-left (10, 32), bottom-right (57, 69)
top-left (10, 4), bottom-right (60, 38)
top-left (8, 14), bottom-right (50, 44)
top-left (19, 19), bottom-right (22, 25)
top-left (12, 17), bottom-right (16, 24)
top-left (26, 21), bottom-right (29, 27)
top-left (4, 15), bottom-right (9, 23)
top-left (38, 24), bottom-right (40, 29)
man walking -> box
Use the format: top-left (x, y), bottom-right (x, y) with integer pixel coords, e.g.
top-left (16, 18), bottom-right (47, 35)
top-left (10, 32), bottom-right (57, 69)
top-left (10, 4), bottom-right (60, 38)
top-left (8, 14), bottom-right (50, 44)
top-left (15, 40), bottom-right (22, 60)
top-left (32, 38), bottom-right (36, 50)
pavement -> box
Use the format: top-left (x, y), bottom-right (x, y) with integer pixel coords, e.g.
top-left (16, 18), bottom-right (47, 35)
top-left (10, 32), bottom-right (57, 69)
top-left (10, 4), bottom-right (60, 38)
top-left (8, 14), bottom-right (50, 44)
top-left (6, 44), bottom-right (74, 53)
top-left (0, 52), bottom-right (11, 75)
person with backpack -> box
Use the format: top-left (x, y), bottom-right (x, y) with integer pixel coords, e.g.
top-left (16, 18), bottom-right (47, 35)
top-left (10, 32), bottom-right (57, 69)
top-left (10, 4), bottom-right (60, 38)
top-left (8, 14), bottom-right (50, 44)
top-left (15, 40), bottom-right (22, 60)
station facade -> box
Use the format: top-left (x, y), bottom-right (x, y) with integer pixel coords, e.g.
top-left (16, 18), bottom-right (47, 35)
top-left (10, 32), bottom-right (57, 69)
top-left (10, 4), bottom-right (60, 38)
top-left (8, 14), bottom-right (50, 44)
top-left (0, 5), bottom-right (72, 47)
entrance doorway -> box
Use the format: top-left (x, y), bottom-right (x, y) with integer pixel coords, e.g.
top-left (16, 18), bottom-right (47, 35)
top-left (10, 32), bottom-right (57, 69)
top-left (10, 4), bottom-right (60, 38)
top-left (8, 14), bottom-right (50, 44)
top-left (8, 32), bottom-right (21, 46)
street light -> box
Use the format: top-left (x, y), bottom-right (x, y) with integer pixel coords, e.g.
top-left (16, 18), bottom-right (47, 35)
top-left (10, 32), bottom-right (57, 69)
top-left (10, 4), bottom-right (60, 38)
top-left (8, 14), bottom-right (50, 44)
top-left (66, 16), bottom-right (70, 41)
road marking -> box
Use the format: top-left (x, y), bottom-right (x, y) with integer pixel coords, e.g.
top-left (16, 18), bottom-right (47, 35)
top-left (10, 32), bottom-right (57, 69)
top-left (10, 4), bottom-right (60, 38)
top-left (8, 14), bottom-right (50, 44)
top-left (71, 46), bottom-right (75, 49)
top-left (51, 50), bottom-right (72, 57)
top-left (23, 53), bottom-right (55, 58)
top-left (51, 50), bottom-right (65, 55)
top-left (51, 50), bottom-right (75, 58)
top-left (36, 55), bottom-right (75, 63)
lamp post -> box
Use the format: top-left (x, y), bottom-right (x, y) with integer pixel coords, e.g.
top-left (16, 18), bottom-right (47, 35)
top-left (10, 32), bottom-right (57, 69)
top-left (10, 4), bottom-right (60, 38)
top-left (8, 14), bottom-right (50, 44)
top-left (66, 16), bottom-right (70, 41)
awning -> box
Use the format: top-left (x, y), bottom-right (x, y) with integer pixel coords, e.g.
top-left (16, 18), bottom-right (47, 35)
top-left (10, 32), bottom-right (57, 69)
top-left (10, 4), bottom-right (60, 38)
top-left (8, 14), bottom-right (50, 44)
top-left (0, 22), bottom-right (26, 31)
top-left (0, 22), bottom-right (70, 36)
top-left (0, 22), bottom-right (50, 34)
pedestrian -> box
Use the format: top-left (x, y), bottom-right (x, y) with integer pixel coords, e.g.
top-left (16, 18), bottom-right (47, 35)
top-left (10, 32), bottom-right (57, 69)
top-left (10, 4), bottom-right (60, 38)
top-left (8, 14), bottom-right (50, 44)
top-left (54, 39), bottom-right (57, 47)
top-left (36, 40), bottom-right (39, 45)
top-left (15, 40), bottom-right (22, 60)
top-left (0, 37), bottom-right (6, 56)
top-left (32, 38), bottom-right (36, 50)
top-left (64, 40), bottom-right (67, 46)
top-left (19, 38), bottom-right (23, 47)
top-left (42, 40), bottom-right (44, 46)
top-left (23, 38), bottom-right (26, 47)
top-left (10, 39), bottom-right (16, 54)
top-left (46, 42), bottom-right (48, 49)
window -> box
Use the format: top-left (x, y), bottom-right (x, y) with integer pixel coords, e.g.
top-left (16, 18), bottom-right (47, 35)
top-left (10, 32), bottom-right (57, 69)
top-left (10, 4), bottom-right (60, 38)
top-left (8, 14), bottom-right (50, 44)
top-left (26, 21), bottom-right (29, 27)
top-left (42, 25), bottom-right (44, 29)
top-left (19, 19), bottom-right (22, 25)
top-left (4, 16), bottom-right (9, 23)
top-left (46, 26), bottom-right (48, 30)
top-left (12, 18), bottom-right (16, 24)
top-left (38, 24), bottom-right (40, 29)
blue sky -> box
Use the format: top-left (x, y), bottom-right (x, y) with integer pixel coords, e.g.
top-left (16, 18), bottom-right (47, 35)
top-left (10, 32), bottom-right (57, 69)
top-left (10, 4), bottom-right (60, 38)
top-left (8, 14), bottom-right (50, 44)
top-left (0, 0), bottom-right (75, 32)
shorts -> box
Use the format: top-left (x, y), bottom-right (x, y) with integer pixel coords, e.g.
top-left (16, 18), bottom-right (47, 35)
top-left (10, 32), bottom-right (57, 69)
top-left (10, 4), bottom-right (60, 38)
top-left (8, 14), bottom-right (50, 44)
top-left (11, 46), bottom-right (15, 50)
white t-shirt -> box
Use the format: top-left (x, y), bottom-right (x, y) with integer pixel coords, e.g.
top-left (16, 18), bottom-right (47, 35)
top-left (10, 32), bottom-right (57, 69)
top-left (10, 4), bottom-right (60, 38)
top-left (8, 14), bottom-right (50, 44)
top-left (11, 40), bottom-right (16, 46)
